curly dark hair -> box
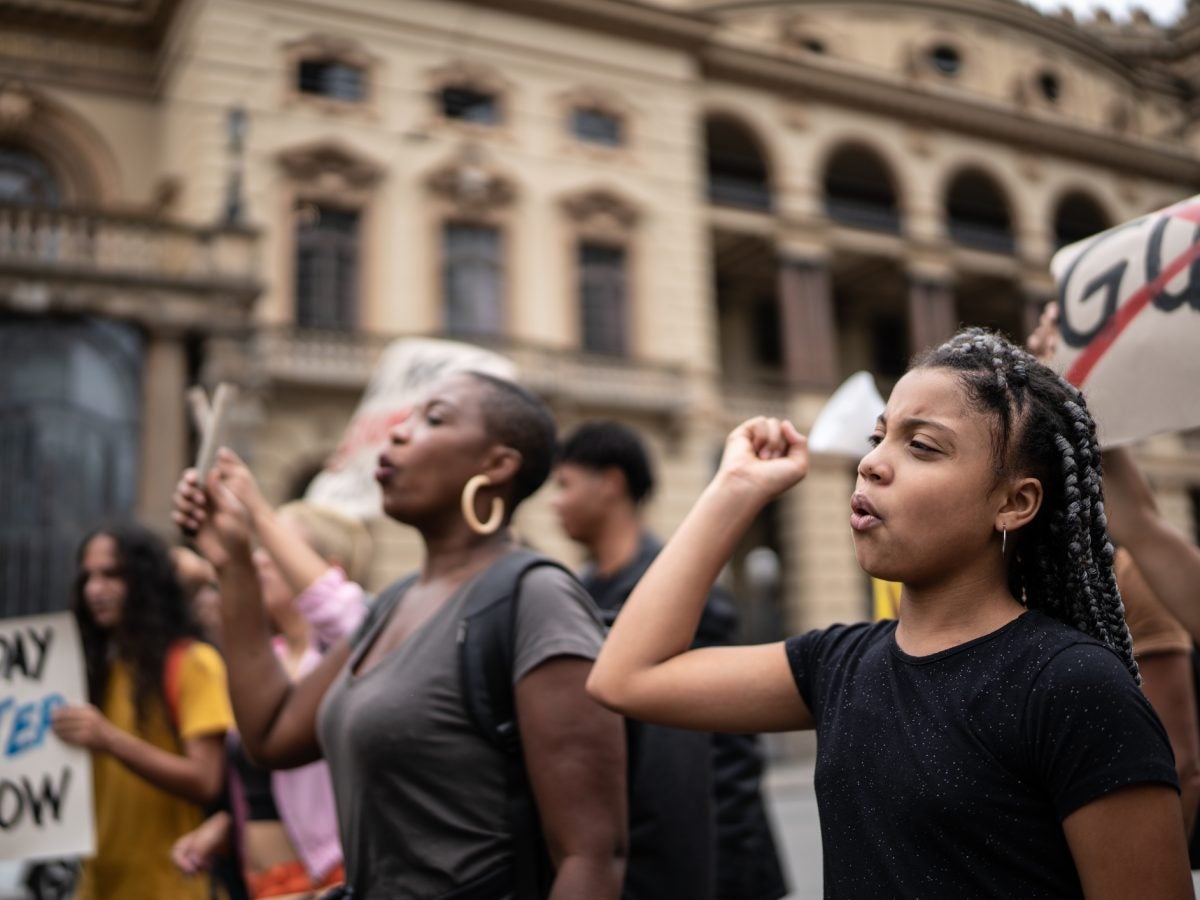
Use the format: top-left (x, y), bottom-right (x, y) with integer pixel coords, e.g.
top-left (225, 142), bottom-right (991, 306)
top-left (915, 327), bottom-right (1137, 682)
top-left (73, 521), bottom-right (202, 729)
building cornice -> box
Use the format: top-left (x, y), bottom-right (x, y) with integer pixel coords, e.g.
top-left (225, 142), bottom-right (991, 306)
top-left (0, 0), bottom-right (181, 45)
top-left (702, 41), bottom-right (1200, 187)
top-left (700, 0), bottom-right (1148, 82)
top-left (453, 0), bottom-right (716, 49)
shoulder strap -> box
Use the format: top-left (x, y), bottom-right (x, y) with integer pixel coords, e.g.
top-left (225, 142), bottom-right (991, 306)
top-left (458, 549), bottom-right (572, 752)
top-left (349, 573), bottom-right (420, 650)
top-left (457, 549), bottom-right (573, 900)
top-left (164, 638), bottom-right (194, 733)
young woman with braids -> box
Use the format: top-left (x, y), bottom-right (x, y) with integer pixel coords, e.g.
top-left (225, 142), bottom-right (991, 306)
top-left (52, 521), bottom-right (234, 900)
top-left (589, 327), bottom-right (1192, 898)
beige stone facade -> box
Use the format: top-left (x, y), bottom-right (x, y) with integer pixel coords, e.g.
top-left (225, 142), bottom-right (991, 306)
top-left (2, 0), bottom-right (1199, 632)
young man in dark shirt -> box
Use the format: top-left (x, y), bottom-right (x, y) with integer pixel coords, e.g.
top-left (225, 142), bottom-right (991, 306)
top-left (553, 421), bottom-right (787, 900)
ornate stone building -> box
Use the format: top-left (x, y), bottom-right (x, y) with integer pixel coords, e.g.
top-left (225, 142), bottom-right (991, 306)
top-left (2, 0), bottom-right (1199, 632)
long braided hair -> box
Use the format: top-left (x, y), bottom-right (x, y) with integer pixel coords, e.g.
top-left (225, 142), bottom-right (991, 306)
top-left (915, 327), bottom-right (1138, 682)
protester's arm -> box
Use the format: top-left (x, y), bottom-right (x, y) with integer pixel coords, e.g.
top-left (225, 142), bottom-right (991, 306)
top-left (1063, 784), bottom-right (1193, 900)
top-left (173, 465), bottom-right (349, 768)
top-left (52, 706), bottom-right (225, 806)
top-left (517, 657), bottom-right (627, 900)
top-left (172, 810), bottom-right (233, 875)
top-left (1139, 651), bottom-right (1200, 836)
top-left (294, 568), bottom-right (369, 646)
top-left (1102, 447), bottom-right (1200, 641)
top-left (588, 417), bottom-right (814, 733)
top-left (214, 448), bottom-right (332, 597)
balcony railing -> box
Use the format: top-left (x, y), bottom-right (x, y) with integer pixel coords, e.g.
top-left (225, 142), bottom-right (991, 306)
top-left (0, 203), bottom-right (259, 294)
top-left (825, 196), bottom-right (902, 234)
top-left (257, 327), bottom-right (692, 419)
top-left (707, 175), bottom-right (773, 212)
top-left (948, 219), bottom-right (1015, 255)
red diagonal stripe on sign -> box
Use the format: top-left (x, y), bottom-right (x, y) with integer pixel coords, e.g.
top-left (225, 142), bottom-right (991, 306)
top-left (1064, 224), bottom-right (1200, 389)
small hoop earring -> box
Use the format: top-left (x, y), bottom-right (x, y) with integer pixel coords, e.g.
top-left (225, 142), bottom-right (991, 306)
top-left (1001, 525), bottom-right (1008, 557)
top-left (461, 474), bottom-right (504, 535)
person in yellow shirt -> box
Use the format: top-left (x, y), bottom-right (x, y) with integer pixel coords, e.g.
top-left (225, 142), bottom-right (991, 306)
top-left (52, 521), bottom-right (234, 900)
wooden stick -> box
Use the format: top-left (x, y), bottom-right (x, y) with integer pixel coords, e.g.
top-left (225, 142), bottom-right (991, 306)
top-left (194, 383), bottom-right (237, 478)
top-left (187, 386), bottom-right (211, 435)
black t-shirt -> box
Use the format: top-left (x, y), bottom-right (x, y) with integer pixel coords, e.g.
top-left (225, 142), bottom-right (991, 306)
top-left (786, 610), bottom-right (1178, 899)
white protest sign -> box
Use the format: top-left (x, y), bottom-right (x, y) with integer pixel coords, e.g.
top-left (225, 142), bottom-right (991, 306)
top-left (0, 613), bottom-right (94, 862)
top-left (306, 338), bottom-right (517, 519)
top-left (1051, 194), bottom-right (1200, 447)
top-left (808, 371), bottom-right (886, 458)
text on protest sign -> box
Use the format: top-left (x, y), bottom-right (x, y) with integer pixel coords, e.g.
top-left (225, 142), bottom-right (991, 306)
top-left (1051, 195), bottom-right (1200, 447)
top-left (0, 613), bottom-right (94, 862)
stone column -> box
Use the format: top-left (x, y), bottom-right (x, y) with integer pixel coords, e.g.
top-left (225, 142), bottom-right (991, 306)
top-left (907, 274), bottom-right (956, 357)
top-left (136, 332), bottom-right (189, 529)
top-left (778, 256), bottom-right (837, 389)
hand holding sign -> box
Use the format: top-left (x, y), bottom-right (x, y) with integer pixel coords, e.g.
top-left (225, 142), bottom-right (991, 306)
top-left (51, 703), bottom-right (113, 753)
top-left (172, 455), bottom-right (255, 570)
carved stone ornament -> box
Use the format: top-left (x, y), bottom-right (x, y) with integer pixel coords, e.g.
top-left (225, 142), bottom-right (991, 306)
top-left (0, 84), bottom-right (35, 129)
top-left (426, 147), bottom-right (516, 212)
top-left (561, 189), bottom-right (640, 230)
top-left (276, 140), bottom-right (383, 190)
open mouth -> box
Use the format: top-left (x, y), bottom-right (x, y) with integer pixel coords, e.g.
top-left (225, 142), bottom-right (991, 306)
top-left (850, 493), bottom-right (883, 532)
top-left (375, 453), bottom-right (397, 484)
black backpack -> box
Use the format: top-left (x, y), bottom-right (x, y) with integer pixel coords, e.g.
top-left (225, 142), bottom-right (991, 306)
top-left (368, 549), bottom-right (714, 900)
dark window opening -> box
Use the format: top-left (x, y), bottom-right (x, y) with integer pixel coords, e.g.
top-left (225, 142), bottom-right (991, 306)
top-left (571, 108), bottom-right (623, 147)
top-left (444, 222), bottom-right (504, 336)
top-left (1054, 192), bottom-right (1109, 249)
top-left (929, 44), bottom-right (961, 75)
top-left (824, 145), bottom-right (900, 233)
top-left (1038, 72), bottom-right (1061, 103)
top-left (946, 170), bottom-right (1013, 254)
top-left (869, 314), bottom-right (909, 380)
top-left (441, 86), bottom-right (499, 125)
top-left (1191, 487), bottom-right (1200, 547)
top-left (706, 117), bottom-right (771, 212)
top-left (751, 295), bottom-right (783, 369)
top-left (0, 145), bottom-right (61, 206)
top-left (295, 203), bottom-right (359, 330)
top-left (579, 242), bottom-right (627, 355)
top-left (298, 59), bottom-right (365, 102)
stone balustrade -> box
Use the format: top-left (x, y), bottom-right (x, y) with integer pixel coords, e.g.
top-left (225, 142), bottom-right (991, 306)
top-left (0, 203), bottom-right (259, 293)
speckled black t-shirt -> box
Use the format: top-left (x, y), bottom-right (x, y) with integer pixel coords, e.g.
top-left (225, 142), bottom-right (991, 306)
top-left (786, 610), bottom-right (1178, 899)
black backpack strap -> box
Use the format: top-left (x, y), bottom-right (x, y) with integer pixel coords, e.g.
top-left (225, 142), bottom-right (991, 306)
top-left (457, 549), bottom-right (574, 900)
top-left (348, 573), bottom-right (419, 650)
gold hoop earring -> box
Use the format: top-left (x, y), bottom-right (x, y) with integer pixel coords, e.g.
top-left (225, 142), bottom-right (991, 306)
top-left (461, 474), bottom-right (504, 535)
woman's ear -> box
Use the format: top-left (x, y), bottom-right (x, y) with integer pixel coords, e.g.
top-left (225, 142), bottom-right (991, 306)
top-left (997, 476), bottom-right (1043, 535)
top-left (483, 446), bottom-right (524, 493)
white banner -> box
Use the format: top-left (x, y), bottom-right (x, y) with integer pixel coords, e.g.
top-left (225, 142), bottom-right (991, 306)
top-left (0, 613), bottom-right (94, 862)
top-left (1051, 195), bottom-right (1200, 447)
top-left (306, 338), bottom-right (517, 520)
top-left (808, 371), bottom-right (887, 459)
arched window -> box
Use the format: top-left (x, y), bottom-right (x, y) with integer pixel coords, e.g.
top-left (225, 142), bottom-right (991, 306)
top-left (945, 169), bottom-right (1013, 254)
top-left (705, 116), bottom-right (771, 212)
top-left (823, 143), bottom-right (900, 233)
top-left (1054, 192), bottom-right (1109, 249)
top-left (0, 145), bottom-right (61, 206)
